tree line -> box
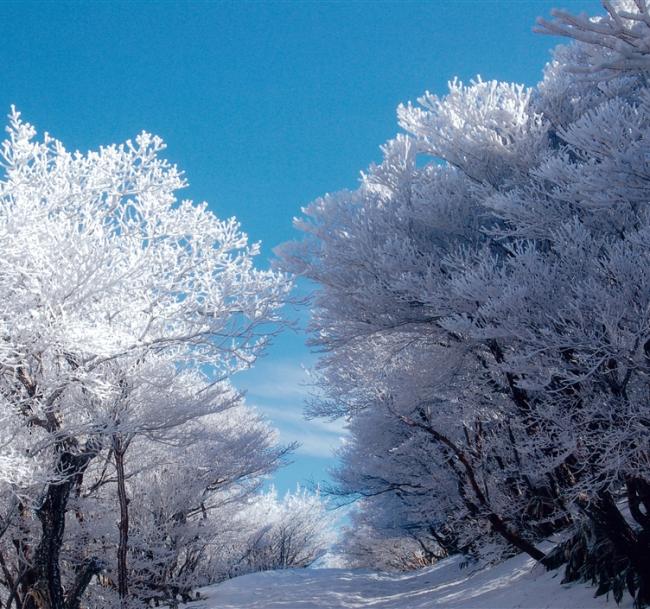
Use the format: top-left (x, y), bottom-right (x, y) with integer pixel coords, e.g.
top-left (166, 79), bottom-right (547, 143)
top-left (0, 111), bottom-right (330, 609)
top-left (279, 1), bottom-right (650, 606)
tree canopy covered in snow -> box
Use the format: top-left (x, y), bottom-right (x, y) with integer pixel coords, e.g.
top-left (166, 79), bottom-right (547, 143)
top-left (9, 1), bottom-right (650, 608)
top-left (0, 111), bottom-right (331, 609)
top-left (279, 0), bottom-right (650, 606)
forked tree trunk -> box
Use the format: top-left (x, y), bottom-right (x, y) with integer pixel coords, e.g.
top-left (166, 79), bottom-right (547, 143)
top-left (24, 448), bottom-right (97, 609)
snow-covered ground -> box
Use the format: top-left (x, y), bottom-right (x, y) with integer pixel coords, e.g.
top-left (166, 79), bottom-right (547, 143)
top-left (196, 553), bottom-right (632, 609)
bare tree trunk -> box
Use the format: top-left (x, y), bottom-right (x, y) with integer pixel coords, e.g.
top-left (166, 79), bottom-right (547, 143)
top-left (113, 436), bottom-right (130, 609)
top-left (24, 447), bottom-right (97, 609)
top-left (65, 558), bottom-right (104, 609)
top-left (586, 490), bottom-right (650, 607)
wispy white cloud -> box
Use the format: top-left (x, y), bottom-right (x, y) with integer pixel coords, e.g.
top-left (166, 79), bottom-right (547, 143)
top-left (236, 359), bottom-right (347, 459)
top-left (284, 427), bottom-right (345, 458)
top-left (249, 400), bottom-right (347, 458)
top-left (256, 402), bottom-right (347, 457)
top-left (242, 360), bottom-right (318, 402)
top-left (261, 403), bottom-right (346, 434)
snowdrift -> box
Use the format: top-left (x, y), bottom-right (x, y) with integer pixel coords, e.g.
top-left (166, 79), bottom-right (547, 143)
top-left (196, 552), bottom-right (632, 609)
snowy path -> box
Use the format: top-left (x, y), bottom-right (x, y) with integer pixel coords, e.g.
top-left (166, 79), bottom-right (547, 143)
top-left (198, 553), bottom-right (631, 609)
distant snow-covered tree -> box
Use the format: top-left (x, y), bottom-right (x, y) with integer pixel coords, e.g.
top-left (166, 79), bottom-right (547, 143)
top-left (231, 487), bottom-right (334, 576)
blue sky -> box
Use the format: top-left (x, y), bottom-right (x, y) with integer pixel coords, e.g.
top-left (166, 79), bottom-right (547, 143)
top-left (2, 0), bottom-right (600, 494)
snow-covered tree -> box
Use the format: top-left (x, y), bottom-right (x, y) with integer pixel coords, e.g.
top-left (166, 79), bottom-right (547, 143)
top-left (0, 109), bottom-right (292, 609)
top-left (230, 487), bottom-right (334, 576)
top-left (280, 0), bottom-right (650, 605)
top-left (340, 518), bottom-right (441, 572)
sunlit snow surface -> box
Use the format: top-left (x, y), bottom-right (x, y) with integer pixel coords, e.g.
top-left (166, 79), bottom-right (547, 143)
top-left (193, 553), bottom-right (632, 609)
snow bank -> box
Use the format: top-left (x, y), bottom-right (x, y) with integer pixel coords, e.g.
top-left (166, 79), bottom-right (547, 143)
top-left (195, 552), bottom-right (632, 609)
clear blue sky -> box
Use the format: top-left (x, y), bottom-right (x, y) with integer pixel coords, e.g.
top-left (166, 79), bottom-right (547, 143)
top-left (2, 0), bottom-right (600, 494)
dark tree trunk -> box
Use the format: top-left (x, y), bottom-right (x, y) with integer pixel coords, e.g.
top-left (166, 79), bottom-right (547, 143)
top-left (65, 558), bottom-right (104, 609)
top-left (114, 436), bottom-right (130, 609)
top-left (24, 449), bottom-right (94, 609)
top-left (22, 441), bottom-right (99, 609)
top-left (585, 490), bottom-right (650, 607)
top-left (627, 477), bottom-right (650, 530)
top-left (484, 340), bottom-right (577, 540)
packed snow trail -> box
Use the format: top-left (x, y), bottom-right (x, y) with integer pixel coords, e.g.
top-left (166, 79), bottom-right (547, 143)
top-left (197, 553), bottom-right (631, 609)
